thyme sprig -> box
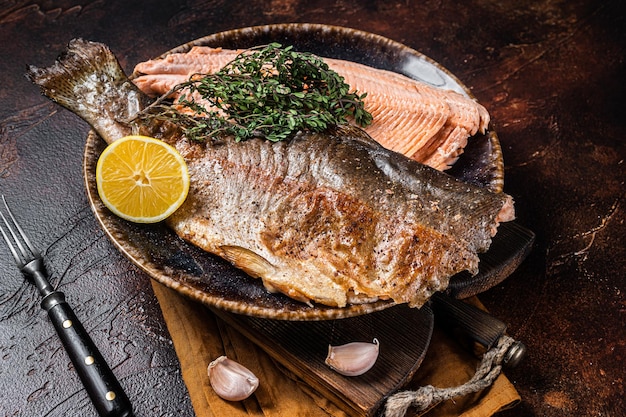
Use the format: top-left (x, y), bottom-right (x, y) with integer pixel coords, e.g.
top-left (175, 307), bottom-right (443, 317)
top-left (141, 43), bottom-right (373, 142)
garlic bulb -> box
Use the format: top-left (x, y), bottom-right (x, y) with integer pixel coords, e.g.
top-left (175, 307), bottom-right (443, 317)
top-left (207, 356), bottom-right (259, 401)
top-left (325, 338), bottom-right (380, 376)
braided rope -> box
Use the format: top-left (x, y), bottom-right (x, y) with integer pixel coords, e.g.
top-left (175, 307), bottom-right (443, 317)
top-left (383, 335), bottom-right (516, 417)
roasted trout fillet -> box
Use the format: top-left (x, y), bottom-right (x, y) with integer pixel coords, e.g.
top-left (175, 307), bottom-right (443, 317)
top-left (27, 39), bottom-right (514, 308)
top-left (133, 46), bottom-right (491, 171)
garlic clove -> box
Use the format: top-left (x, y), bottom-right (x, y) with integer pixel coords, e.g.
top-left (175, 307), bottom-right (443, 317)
top-left (325, 338), bottom-right (380, 376)
top-left (207, 355), bottom-right (259, 401)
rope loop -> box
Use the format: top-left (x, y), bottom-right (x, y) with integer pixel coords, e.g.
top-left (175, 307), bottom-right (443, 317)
top-left (383, 335), bottom-right (515, 417)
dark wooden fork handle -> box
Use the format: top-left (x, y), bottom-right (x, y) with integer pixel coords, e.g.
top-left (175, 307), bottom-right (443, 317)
top-left (41, 291), bottom-right (134, 417)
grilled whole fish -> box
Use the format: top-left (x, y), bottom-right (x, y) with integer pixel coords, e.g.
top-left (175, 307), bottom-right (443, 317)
top-left (27, 39), bottom-right (514, 308)
top-left (132, 46), bottom-right (491, 170)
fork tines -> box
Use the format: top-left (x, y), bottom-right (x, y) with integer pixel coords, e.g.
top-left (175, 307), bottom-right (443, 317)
top-left (0, 195), bottom-right (40, 268)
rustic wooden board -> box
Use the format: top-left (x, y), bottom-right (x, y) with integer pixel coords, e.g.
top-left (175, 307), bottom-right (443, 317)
top-left (212, 303), bottom-right (434, 417)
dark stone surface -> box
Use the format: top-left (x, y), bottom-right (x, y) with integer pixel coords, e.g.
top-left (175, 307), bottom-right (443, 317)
top-left (0, 1), bottom-right (623, 416)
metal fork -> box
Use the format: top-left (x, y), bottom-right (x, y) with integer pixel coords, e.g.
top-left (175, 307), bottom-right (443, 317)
top-left (0, 195), bottom-right (134, 417)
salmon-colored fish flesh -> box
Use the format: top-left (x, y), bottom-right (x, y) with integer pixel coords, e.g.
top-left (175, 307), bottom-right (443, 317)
top-left (133, 46), bottom-right (491, 170)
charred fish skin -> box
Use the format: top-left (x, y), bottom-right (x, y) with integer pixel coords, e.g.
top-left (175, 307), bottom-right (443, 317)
top-left (26, 38), bottom-right (151, 145)
top-left (27, 39), bottom-right (513, 308)
top-left (168, 125), bottom-right (509, 307)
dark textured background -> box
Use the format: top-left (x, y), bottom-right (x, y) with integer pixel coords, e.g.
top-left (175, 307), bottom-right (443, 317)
top-left (1, 1), bottom-right (624, 416)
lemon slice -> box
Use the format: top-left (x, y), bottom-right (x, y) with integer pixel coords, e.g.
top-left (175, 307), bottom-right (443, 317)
top-left (96, 135), bottom-right (190, 223)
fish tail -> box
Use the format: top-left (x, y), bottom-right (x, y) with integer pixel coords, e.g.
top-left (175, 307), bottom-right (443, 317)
top-left (26, 38), bottom-right (149, 144)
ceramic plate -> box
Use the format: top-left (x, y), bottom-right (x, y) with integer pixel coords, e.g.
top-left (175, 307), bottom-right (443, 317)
top-left (84, 24), bottom-right (515, 320)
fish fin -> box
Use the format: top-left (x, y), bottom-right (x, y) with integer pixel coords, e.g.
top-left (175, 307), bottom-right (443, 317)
top-left (219, 245), bottom-right (276, 279)
top-left (26, 38), bottom-right (148, 143)
top-left (219, 245), bottom-right (313, 304)
top-left (263, 281), bottom-right (314, 305)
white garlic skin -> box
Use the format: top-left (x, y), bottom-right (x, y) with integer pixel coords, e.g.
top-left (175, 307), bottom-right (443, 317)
top-left (325, 338), bottom-right (380, 376)
top-left (207, 355), bottom-right (259, 401)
